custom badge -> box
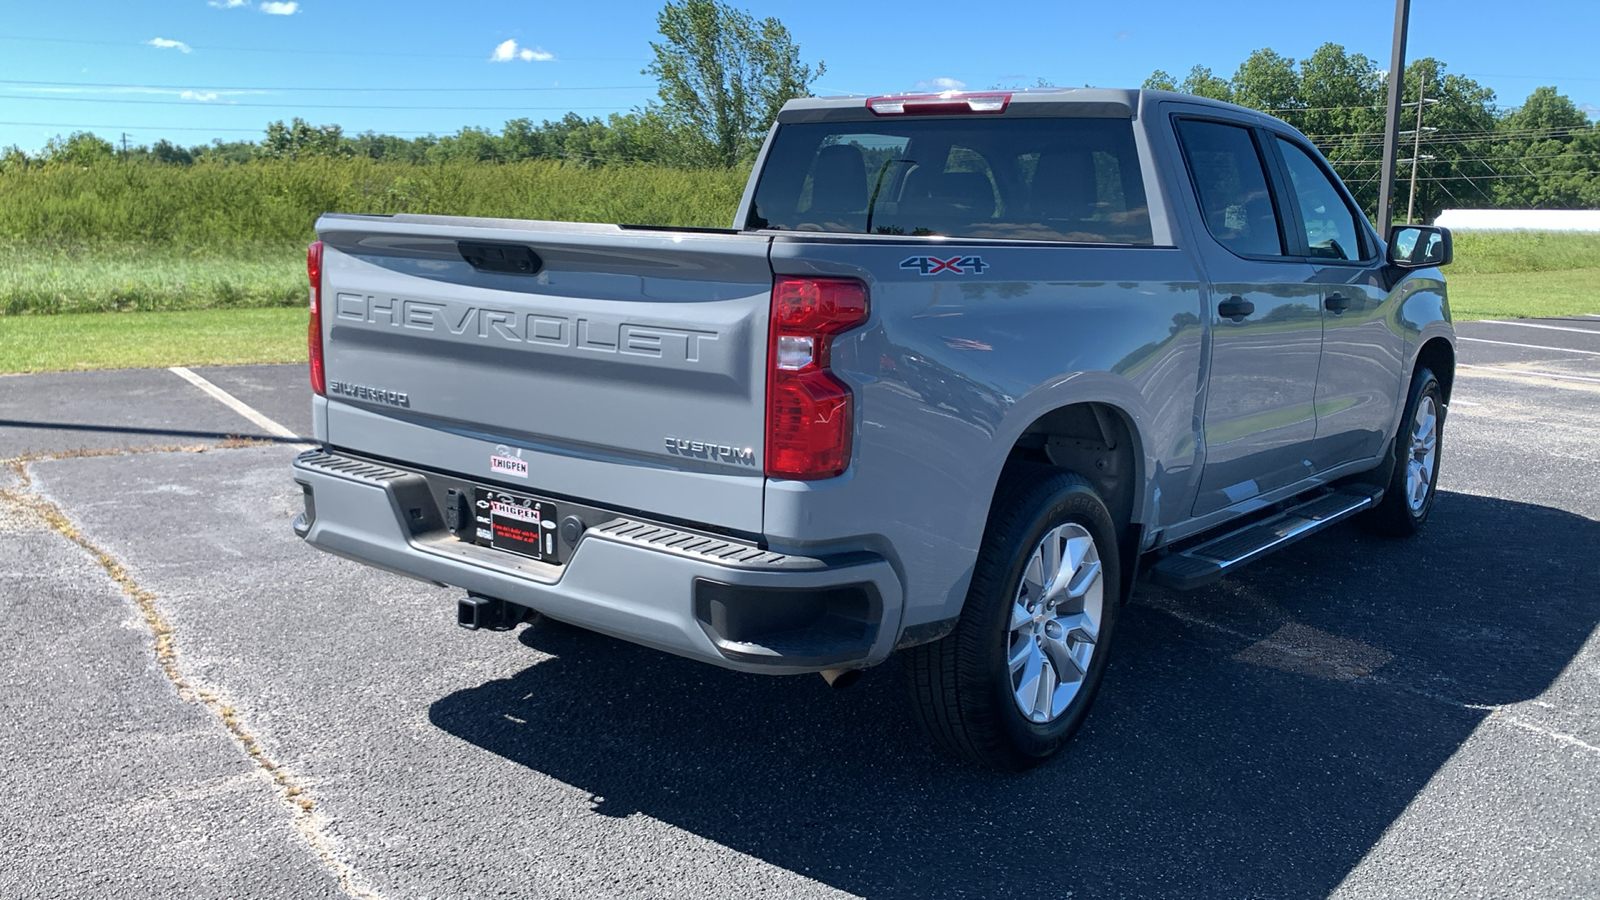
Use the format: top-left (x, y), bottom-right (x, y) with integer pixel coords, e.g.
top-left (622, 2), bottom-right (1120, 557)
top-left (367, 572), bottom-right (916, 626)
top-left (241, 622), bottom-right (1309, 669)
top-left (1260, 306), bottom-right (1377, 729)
top-left (489, 444), bottom-right (529, 478)
top-left (900, 255), bottom-right (990, 275)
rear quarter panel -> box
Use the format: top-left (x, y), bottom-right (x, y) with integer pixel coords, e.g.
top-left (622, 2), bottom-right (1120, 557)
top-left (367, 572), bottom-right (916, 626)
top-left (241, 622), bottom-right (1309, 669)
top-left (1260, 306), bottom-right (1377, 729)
top-left (766, 239), bottom-right (1205, 629)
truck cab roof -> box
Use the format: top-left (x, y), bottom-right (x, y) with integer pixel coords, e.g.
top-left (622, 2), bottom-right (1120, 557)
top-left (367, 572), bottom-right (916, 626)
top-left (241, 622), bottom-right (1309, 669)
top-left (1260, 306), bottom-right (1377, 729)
top-left (778, 87), bottom-right (1297, 135)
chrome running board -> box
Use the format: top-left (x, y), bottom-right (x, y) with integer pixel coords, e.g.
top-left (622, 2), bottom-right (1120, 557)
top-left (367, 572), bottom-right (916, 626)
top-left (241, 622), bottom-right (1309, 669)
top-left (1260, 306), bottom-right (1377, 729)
top-left (1148, 486), bottom-right (1382, 590)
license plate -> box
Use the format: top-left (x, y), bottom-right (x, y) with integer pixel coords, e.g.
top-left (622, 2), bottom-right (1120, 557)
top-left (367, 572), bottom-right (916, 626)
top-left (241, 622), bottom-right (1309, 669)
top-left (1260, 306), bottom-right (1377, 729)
top-left (472, 487), bottom-right (560, 564)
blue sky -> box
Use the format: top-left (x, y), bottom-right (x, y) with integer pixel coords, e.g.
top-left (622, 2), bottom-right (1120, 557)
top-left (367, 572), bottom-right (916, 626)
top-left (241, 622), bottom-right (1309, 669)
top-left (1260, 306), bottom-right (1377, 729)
top-left (1, 0), bottom-right (1595, 153)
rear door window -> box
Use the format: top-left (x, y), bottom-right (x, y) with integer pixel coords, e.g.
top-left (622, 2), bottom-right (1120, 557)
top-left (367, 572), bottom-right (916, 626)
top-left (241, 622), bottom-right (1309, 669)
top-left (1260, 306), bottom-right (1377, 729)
top-left (1174, 119), bottom-right (1286, 258)
top-left (749, 118), bottom-right (1153, 244)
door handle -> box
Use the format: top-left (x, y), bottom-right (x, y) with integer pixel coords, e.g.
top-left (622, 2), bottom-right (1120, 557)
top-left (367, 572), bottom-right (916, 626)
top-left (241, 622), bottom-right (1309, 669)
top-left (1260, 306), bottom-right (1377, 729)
top-left (1217, 296), bottom-right (1255, 320)
top-left (1325, 293), bottom-right (1353, 313)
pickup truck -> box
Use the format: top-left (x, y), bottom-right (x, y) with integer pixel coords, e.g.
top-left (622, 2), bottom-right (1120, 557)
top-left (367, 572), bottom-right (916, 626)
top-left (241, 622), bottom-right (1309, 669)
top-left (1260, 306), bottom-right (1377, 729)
top-left (291, 88), bottom-right (1454, 769)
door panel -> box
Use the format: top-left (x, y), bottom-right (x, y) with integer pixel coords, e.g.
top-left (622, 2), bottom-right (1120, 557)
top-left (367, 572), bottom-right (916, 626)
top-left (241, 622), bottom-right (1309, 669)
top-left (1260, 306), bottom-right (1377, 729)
top-left (1271, 136), bottom-right (1404, 467)
top-left (1173, 117), bottom-right (1325, 517)
top-left (1193, 269), bottom-right (1323, 516)
top-left (1312, 271), bottom-right (1404, 465)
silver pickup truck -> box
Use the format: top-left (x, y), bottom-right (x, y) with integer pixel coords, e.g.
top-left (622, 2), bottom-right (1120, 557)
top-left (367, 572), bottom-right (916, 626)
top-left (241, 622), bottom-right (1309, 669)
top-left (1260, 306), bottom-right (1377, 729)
top-left (291, 88), bottom-right (1454, 769)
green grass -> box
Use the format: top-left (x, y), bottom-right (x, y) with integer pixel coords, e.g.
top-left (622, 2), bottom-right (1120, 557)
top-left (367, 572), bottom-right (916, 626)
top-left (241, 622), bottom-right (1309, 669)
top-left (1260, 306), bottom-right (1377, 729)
top-left (0, 158), bottom-right (748, 317)
top-left (0, 241), bottom-right (304, 315)
top-left (0, 307), bottom-right (306, 373)
top-left (1447, 230), bottom-right (1600, 319)
top-left (1447, 268), bottom-right (1598, 320)
top-left (1449, 230), bottom-right (1600, 274)
top-left (0, 158), bottom-right (749, 245)
top-left (0, 156), bottom-right (1594, 372)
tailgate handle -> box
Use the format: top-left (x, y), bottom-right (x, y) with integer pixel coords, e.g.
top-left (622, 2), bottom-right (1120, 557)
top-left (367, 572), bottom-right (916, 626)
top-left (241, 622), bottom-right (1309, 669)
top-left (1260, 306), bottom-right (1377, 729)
top-left (457, 241), bottom-right (542, 276)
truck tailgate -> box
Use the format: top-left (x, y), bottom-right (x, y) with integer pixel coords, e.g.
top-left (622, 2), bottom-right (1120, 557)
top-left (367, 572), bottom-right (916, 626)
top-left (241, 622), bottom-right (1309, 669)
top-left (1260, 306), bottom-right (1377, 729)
top-left (315, 214), bottom-right (772, 535)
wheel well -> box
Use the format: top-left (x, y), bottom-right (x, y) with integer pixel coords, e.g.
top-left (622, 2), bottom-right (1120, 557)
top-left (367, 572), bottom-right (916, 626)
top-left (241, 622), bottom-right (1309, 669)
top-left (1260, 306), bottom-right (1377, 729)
top-left (1416, 337), bottom-right (1456, 403)
top-left (1003, 403), bottom-right (1139, 532)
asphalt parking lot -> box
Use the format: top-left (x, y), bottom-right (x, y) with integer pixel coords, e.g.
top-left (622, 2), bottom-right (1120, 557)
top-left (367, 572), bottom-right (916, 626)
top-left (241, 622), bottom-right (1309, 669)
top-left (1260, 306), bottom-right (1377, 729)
top-left (2, 316), bottom-right (1597, 899)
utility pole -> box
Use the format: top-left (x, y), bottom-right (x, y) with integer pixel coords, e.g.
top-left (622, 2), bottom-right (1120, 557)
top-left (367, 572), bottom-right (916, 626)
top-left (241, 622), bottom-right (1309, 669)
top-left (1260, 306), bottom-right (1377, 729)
top-left (120, 132), bottom-right (129, 158)
top-left (1406, 73), bottom-right (1426, 224)
top-left (1376, 0), bottom-right (1411, 236)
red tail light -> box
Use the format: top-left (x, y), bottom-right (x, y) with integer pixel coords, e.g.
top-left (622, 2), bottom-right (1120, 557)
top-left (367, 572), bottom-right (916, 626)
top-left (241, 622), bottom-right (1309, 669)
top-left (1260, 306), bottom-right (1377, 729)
top-left (307, 241), bottom-right (326, 397)
top-left (765, 278), bottom-right (869, 480)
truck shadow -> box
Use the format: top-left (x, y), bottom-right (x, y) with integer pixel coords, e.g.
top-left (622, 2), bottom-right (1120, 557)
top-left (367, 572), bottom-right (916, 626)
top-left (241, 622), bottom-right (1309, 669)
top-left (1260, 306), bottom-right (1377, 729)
top-left (428, 491), bottom-right (1599, 898)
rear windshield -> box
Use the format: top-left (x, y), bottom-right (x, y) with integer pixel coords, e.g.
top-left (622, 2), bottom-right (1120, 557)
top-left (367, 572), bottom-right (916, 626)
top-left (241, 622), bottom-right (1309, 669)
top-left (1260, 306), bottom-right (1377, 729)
top-left (747, 117), bottom-right (1153, 244)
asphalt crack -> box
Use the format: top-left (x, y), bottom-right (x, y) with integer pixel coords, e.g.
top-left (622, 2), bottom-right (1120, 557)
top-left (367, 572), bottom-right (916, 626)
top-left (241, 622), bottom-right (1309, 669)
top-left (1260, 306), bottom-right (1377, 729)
top-left (1, 449), bottom-right (384, 900)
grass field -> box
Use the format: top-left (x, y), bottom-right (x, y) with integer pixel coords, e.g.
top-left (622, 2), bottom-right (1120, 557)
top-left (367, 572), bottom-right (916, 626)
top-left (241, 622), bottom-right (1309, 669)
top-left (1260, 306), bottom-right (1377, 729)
top-left (0, 308), bottom-right (307, 373)
top-left (0, 156), bottom-right (1593, 374)
top-left (0, 158), bottom-right (749, 246)
top-left (5, 232), bottom-right (1593, 319)
top-left (0, 241), bottom-right (305, 315)
top-left (0, 158), bottom-right (746, 317)
top-left (1429, 231), bottom-right (1600, 320)
top-left (1446, 269), bottom-right (1597, 320)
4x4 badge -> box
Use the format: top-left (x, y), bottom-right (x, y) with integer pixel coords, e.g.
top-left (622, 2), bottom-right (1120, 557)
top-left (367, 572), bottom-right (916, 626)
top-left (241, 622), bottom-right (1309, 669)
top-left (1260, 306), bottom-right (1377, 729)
top-left (900, 255), bottom-right (990, 276)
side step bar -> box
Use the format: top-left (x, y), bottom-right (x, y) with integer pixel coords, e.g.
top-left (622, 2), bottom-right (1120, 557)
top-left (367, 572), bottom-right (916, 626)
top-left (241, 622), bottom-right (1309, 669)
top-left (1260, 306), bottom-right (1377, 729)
top-left (1148, 486), bottom-right (1382, 590)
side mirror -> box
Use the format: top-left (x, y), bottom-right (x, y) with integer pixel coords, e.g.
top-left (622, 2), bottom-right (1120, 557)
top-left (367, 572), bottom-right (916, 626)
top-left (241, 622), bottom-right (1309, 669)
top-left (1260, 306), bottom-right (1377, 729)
top-left (1387, 224), bottom-right (1452, 268)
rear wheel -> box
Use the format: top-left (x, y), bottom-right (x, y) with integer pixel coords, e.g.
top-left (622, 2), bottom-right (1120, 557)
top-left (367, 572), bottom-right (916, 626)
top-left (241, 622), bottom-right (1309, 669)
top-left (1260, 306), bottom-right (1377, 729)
top-left (1361, 366), bottom-right (1444, 536)
top-left (902, 468), bottom-right (1121, 770)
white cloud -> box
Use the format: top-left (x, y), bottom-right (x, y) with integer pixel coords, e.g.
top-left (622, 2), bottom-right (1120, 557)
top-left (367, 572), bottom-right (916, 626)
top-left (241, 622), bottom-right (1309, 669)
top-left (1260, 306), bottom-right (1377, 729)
top-left (259, 1), bottom-right (299, 14)
top-left (180, 90), bottom-right (221, 102)
top-left (208, 0), bottom-right (248, 7)
top-left (490, 39), bottom-right (553, 63)
top-left (1580, 102), bottom-right (1599, 119)
top-left (913, 77), bottom-right (966, 91)
top-left (147, 37), bottom-right (192, 53)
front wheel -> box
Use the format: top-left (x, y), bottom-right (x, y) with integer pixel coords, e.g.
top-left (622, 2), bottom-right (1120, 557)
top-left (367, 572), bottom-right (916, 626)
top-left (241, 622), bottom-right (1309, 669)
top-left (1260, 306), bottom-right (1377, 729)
top-left (902, 468), bottom-right (1121, 770)
top-left (1361, 366), bottom-right (1445, 536)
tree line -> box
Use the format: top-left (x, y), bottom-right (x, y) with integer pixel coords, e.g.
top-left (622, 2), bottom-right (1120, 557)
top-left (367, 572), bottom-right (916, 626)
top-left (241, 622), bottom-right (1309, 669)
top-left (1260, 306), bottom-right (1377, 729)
top-left (1144, 45), bottom-right (1599, 221)
top-left (3, 2), bottom-right (1595, 223)
top-left (1, 0), bottom-right (816, 173)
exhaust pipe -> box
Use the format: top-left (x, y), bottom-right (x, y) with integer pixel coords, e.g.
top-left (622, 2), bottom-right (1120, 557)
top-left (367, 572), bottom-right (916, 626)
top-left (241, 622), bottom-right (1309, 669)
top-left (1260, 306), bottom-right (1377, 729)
top-left (457, 594), bottom-right (527, 631)
top-left (820, 668), bottom-right (861, 690)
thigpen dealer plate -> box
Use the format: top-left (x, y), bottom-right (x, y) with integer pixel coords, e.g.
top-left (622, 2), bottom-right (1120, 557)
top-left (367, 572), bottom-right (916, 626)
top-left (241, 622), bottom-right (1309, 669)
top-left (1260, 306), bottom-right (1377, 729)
top-left (472, 487), bottom-right (560, 564)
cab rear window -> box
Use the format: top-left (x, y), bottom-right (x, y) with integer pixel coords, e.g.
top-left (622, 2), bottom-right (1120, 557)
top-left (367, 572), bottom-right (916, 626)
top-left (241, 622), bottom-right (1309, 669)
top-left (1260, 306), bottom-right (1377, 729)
top-left (747, 118), bottom-right (1153, 245)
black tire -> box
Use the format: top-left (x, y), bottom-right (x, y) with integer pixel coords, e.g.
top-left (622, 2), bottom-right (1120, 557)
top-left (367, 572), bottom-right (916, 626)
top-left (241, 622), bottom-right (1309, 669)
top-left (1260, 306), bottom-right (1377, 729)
top-left (902, 467), bottom-right (1122, 770)
top-left (1360, 366), bottom-right (1445, 537)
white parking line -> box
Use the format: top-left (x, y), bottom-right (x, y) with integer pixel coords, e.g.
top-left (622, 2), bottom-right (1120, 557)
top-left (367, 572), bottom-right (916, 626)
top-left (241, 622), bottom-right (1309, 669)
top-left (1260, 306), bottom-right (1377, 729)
top-left (1481, 320), bottom-right (1600, 336)
top-left (168, 366), bottom-right (303, 441)
top-left (1458, 364), bottom-right (1600, 385)
top-left (1458, 336), bottom-right (1600, 356)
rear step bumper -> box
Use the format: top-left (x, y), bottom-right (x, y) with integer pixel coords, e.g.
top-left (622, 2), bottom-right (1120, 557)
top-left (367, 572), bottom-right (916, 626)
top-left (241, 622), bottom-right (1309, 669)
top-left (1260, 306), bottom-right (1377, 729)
top-left (291, 449), bottom-right (903, 674)
top-left (1148, 486), bottom-right (1382, 590)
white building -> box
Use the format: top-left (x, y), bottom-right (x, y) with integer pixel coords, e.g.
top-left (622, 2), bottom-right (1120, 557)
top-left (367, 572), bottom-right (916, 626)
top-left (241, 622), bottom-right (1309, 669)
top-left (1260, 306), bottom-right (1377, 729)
top-left (1434, 209), bottom-right (1600, 232)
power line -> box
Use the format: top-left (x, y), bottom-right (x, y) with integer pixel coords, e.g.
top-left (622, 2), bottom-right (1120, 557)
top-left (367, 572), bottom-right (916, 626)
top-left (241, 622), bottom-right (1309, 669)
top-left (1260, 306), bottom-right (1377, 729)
top-left (1457, 71), bottom-right (1600, 83)
top-left (1325, 150), bottom-right (1600, 167)
top-left (0, 120), bottom-right (446, 135)
top-left (1267, 103), bottom-right (1381, 112)
top-left (1412, 170), bottom-right (1600, 181)
top-left (1301, 125), bottom-right (1597, 146)
top-left (0, 78), bottom-right (654, 94)
top-left (1, 95), bottom-right (630, 112)
top-left (1268, 103), bottom-right (1385, 113)
top-left (1303, 126), bottom-right (1527, 141)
